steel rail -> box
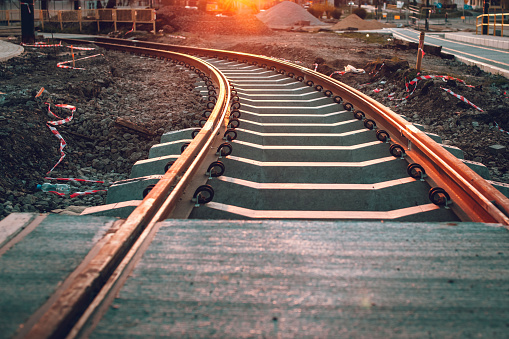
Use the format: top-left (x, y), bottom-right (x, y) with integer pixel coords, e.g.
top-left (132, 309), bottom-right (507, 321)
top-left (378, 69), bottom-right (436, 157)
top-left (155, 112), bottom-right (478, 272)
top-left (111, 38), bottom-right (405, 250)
top-left (66, 37), bottom-right (509, 225)
top-left (23, 42), bottom-right (231, 338)
top-left (17, 38), bottom-right (509, 337)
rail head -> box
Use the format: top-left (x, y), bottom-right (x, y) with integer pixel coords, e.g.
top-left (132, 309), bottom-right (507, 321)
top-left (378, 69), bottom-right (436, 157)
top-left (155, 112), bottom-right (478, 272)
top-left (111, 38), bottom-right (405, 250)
top-left (155, 42), bottom-right (509, 224)
top-left (62, 37), bottom-right (509, 224)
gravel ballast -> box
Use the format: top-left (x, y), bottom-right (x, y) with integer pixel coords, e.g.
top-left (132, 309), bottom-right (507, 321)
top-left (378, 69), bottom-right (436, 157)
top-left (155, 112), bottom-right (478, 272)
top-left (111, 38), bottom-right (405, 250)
top-left (0, 45), bottom-right (206, 219)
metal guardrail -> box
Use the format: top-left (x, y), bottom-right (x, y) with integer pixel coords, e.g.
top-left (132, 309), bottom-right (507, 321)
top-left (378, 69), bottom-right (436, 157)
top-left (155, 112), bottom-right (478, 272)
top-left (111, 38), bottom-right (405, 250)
top-left (0, 9), bottom-right (156, 33)
top-left (476, 13), bottom-right (508, 36)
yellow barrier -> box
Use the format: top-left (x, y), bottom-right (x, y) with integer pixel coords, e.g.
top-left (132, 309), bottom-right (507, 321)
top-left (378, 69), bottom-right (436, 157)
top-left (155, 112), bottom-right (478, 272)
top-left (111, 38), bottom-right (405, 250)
top-left (0, 9), bottom-right (156, 33)
top-left (476, 13), bottom-right (507, 36)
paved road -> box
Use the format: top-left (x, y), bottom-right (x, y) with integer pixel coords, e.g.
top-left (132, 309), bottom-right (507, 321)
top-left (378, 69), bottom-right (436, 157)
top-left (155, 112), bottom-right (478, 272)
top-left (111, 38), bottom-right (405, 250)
top-left (389, 27), bottom-right (509, 76)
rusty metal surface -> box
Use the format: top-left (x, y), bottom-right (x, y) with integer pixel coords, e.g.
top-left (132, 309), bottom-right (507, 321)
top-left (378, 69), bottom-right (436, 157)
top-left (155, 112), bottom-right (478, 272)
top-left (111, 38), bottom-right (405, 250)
top-left (87, 219), bottom-right (509, 338)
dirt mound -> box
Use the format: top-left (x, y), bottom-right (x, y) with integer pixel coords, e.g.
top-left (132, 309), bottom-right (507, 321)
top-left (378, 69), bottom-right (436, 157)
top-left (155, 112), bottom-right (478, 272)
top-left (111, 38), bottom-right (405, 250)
top-left (156, 6), bottom-right (272, 35)
top-left (331, 14), bottom-right (393, 30)
top-left (256, 1), bottom-right (324, 27)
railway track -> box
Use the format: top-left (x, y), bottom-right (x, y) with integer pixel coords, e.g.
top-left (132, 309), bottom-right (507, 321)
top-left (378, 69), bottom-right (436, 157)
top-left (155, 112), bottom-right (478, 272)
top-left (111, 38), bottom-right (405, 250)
top-left (2, 38), bottom-right (509, 338)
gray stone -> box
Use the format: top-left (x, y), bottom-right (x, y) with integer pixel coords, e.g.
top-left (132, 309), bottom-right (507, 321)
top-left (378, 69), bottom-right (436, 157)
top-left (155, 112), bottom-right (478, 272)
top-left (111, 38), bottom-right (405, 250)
top-left (488, 144), bottom-right (506, 155)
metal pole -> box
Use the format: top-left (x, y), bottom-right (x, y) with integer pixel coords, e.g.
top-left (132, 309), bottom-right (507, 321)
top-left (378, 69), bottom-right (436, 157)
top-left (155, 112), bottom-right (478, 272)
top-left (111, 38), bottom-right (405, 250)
top-left (482, 0), bottom-right (489, 34)
top-left (425, 0), bottom-right (429, 31)
top-left (20, 0), bottom-right (35, 44)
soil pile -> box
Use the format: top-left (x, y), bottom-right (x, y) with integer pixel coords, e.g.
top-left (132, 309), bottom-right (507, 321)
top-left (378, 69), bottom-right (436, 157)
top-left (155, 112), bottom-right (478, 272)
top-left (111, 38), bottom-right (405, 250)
top-left (0, 43), bottom-right (206, 219)
top-left (256, 1), bottom-right (325, 27)
top-left (156, 6), bottom-right (272, 35)
top-left (331, 14), bottom-right (393, 30)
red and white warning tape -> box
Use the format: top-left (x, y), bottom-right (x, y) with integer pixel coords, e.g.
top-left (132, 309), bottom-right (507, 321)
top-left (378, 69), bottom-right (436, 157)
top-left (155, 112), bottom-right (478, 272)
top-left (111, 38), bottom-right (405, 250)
top-left (44, 177), bottom-right (108, 184)
top-left (369, 62), bottom-right (384, 77)
top-left (45, 103), bottom-right (76, 174)
top-left (66, 45), bottom-right (95, 51)
top-left (57, 53), bottom-right (103, 70)
top-left (70, 190), bottom-right (108, 198)
top-left (389, 74), bottom-right (478, 102)
top-left (440, 87), bottom-right (483, 112)
top-left (47, 189), bottom-right (108, 198)
top-left (407, 75), bottom-right (476, 91)
top-left (21, 42), bottom-right (62, 47)
top-left (125, 23), bottom-right (135, 35)
top-left (330, 71), bottom-right (346, 77)
top-left (20, 2), bottom-right (31, 13)
top-left (494, 122), bottom-right (509, 135)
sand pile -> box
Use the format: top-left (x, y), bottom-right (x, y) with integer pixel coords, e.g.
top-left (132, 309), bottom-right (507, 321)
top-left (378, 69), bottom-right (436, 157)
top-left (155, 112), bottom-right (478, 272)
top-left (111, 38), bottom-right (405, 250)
top-left (256, 1), bottom-right (324, 27)
top-left (331, 14), bottom-right (391, 30)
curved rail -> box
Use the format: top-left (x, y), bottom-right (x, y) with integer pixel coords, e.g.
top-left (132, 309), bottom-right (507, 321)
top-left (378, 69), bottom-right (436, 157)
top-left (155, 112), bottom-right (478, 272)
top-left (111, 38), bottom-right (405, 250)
top-left (24, 41), bottom-right (231, 338)
top-left (63, 37), bottom-right (509, 225)
top-left (22, 37), bottom-right (509, 338)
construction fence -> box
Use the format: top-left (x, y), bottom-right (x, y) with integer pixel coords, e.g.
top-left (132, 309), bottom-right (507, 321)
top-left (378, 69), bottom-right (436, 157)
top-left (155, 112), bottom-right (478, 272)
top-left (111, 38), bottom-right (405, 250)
top-left (0, 8), bottom-right (156, 33)
top-left (476, 13), bottom-right (509, 36)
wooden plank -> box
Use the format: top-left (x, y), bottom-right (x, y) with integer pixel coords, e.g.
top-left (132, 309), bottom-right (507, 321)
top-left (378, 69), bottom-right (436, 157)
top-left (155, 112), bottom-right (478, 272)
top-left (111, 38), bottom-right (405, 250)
top-left (115, 117), bottom-right (155, 137)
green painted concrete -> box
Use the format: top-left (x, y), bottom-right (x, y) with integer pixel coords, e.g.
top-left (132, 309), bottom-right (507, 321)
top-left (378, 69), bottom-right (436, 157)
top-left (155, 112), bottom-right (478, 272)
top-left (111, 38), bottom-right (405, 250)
top-left (148, 139), bottom-right (192, 159)
top-left (239, 110), bottom-right (352, 124)
top-left (0, 213), bottom-right (116, 338)
top-left (160, 128), bottom-right (197, 143)
top-left (461, 159), bottom-right (491, 179)
top-left (88, 220), bottom-right (509, 338)
top-left (105, 175), bottom-right (162, 204)
top-left (190, 178), bottom-right (453, 212)
top-left (233, 129), bottom-right (373, 146)
top-left (217, 156), bottom-right (410, 184)
top-left (130, 154), bottom-right (179, 178)
top-left (230, 140), bottom-right (390, 162)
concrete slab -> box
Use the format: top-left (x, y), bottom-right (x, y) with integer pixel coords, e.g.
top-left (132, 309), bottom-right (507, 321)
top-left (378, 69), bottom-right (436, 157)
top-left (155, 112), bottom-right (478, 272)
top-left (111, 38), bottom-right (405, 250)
top-left (148, 139), bottom-right (192, 158)
top-left (229, 139), bottom-right (390, 162)
top-left (196, 176), bottom-right (439, 211)
top-left (234, 127), bottom-right (373, 146)
top-left (88, 220), bottom-right (508, 337)
top-left (443, 32), bottom-right (509, 50)
top-left (105, 175), bottom-right (163, 204)
top-left (0, 213), bottom-right (116, 338)
top-left (219, 154), bottom-right (411, 184)
top-left (0, 39), bottom-right (23, 62)
top-left (130, 154), bottom-right (179, 178)
top-left (461, 159), bottom-right (491, 180)
top-left (219, 153), bottom-right (409, 184)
